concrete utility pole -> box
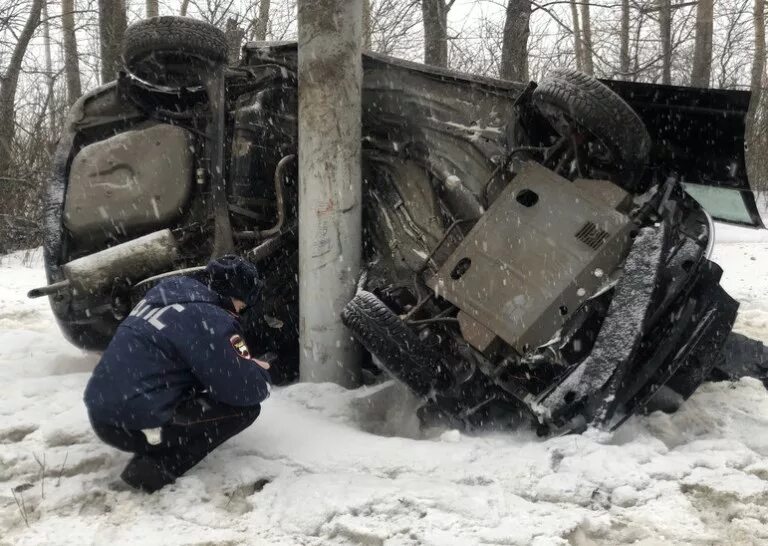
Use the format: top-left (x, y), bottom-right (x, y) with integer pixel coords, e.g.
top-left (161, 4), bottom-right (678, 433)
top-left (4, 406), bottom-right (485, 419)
top-left (298, 0), bottom-right (363, 387)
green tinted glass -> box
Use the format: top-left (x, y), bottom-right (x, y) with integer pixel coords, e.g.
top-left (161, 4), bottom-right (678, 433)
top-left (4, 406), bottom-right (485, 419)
top-left (683, 184), bottom-right (753, 224)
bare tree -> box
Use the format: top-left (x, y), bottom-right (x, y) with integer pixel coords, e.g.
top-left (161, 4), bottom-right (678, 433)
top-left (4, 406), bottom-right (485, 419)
top-left (659, 0), bottom-right (672, 84)
top-left (630, 7), bottom-right (645, 80)
top-left (691, 0), bottom-right (714, 86)
top-left (190, 0), bottom-right (240, 26)
top-left (363, 0), bottom-right (372, 49)
top-left (570, 0), bottom-right (584, 70)
top-left (61, 0), bottom-right (82, 105)
top-left (98, 0), bottom-right (127, 83)
top-left (42, 0), bottom-right (55, 151)
top-left (422, 0), bottom-right (452, 67)
top-left (180, 0), bottom-right (191, 16)
top-left (367, 0), bottom-right (421, 58)
top-left (500, 0), bottom-right (531, 80)
top-left (620, 0), bottom-right (630, 77)
top-left (712, 0), bottom-right (752, 88)
top-left (747, 0), bottom-right (766, 189)
top-left (254, 0), bottom-right (271, 40)
top-left (225, 17), bottom-right (245, 63)
top-left (749, 0), bottom-right (765, 94)
top-left (0, 0), bottom-right (43, 175)
top-left (580, 0), bottom-right (594, 74)
top-left (146, 0), bottom-right (159, 17)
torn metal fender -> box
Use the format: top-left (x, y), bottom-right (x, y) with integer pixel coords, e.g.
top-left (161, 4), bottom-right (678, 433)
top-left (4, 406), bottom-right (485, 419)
top-left (537, 223), bottom-right (669, 425)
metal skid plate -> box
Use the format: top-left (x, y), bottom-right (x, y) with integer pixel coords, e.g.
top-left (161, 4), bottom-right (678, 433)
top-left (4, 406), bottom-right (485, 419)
top-left (427, 162), bottom-right (633, 353)
top-left (65, 124), bottom-right (193, 242)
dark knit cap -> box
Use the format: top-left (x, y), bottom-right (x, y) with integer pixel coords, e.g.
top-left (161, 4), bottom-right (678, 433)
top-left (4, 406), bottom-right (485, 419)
top-left (206, 255), bottom-right (261, 305)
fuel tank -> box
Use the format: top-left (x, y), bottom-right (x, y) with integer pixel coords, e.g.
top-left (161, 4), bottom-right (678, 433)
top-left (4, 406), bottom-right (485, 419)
top-left (64, 123), bottom-right (193, 243)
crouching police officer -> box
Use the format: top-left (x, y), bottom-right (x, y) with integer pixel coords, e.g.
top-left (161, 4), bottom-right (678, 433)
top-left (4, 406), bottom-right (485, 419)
top-left (84, 255), bottom-right (271, 493)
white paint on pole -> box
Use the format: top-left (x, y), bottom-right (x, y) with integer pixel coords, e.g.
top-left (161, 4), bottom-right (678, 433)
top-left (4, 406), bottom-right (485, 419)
top-left (298, 0), bottom-right (363, 387)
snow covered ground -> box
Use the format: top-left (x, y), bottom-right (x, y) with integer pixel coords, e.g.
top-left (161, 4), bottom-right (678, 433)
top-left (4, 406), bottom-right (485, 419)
top-left (1, 228), bottom-right (768, 546)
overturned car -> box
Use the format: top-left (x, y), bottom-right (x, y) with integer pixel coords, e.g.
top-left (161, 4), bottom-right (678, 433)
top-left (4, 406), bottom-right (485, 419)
top-left (32, 17), bottom-right (767, 434)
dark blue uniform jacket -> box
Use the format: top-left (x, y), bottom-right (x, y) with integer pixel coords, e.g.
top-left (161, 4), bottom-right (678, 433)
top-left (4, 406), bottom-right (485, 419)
top-left (84, 277), bottom-right (271, 429)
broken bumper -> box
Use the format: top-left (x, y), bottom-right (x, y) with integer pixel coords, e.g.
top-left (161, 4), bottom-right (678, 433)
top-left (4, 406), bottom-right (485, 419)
top-left (535, 222), bottom-right (739, 432)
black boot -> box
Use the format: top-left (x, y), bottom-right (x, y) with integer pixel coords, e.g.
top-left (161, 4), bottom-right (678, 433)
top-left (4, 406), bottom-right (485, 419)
top-left (120, 455), bottom-right (177, 493)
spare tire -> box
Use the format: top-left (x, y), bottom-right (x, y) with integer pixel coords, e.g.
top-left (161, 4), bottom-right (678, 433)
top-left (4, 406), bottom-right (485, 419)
top-left (123, 16), bottom-right (227, 87)
top-left (342, 291), bottom-right (452, 397)
top-left (533, 68), bottom-right (651, 193)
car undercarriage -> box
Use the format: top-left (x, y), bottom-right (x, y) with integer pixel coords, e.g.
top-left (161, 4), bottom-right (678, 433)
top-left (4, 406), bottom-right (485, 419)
top-left (31, 17), bottom-right (767, 434)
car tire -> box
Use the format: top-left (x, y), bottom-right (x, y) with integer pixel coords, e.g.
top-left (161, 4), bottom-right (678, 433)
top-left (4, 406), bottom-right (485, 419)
top-left (122, 16), bottom-right (228, 87)
top-left (341, 291), bottom-right (451, 397)
top-left (54, 317), bottom-right (115, 351)
top-left (533, 68), bottom-right (651, 193)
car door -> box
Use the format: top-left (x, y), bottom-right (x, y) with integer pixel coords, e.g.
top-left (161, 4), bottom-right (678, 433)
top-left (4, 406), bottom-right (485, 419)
top-left (603, 79), bottom-right (766, 228)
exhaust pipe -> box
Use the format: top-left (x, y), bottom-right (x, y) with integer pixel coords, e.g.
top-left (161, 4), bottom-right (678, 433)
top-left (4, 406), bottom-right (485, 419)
top-left (27, 280), bottom-right (71, 299)
top-left (28, 230), bottom-right (179, 299)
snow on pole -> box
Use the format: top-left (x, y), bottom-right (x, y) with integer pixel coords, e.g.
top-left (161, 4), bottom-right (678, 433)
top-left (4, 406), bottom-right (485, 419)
top-left (298, 0), bottom-right (363, 387)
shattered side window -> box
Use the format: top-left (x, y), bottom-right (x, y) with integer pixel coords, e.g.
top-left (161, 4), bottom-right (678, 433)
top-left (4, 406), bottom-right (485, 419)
top-left (683, 183), bottom-right (754, 225)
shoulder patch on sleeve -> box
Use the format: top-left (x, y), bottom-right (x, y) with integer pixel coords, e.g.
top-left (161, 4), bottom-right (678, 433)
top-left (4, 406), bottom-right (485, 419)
top-left (229, 334), bottom-right (270, 369)
top-left (230, 334), bottom-right (251, 358)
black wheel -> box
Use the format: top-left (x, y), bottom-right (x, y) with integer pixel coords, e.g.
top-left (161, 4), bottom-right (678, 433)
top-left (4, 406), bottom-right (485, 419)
top-left (53, 315), bottom-right (116, 351)
top-left (122, 16), bottom-right (227, 87)
top-left (533, 68), bottom-right (651, 193)
top-left (341, 291), bottom-right (452, 397)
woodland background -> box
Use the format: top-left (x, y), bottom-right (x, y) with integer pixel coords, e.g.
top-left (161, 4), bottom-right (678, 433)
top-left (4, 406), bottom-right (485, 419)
top-left (1, 0), bottom-right (766, 251)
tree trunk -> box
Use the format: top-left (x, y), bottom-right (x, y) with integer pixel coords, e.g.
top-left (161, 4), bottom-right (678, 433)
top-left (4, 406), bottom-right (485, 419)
top-left (363, 0), bottom-right (372, 49)
top-left (659, 0), bottom-right (672, 84)
top-left (500, 0), bottom-right (531, 81)
top-left (42, 0), bottom-right (55, 152)
top-left (146, 0), bottom-right (159, 17)
top-left (746, 0), bottom-right (766, 190)
top-left (225, 18), bottom-right (245, 63)
top-left (691, 0), bottom-right (714, 87)
top-left (580, 0), bottom-right (594, 74)
top-left (0, 0), bottom-right (43, 174)
top-left (620, 0), bottom-right (630, 78)
top-left (631, 9), bottom-right (645, 79)
top-left (570, 0), bottom-right (583, 71)
top-left (98, 0), bottom-right (127, 83)
top-left (750, 0), bottom-right (766, 94)
top-left (61, 0), bottom-right (82, 106)
top-left (254, 0), bottom-right (271, 40)
top-left (180, 0), bottom-right (190, 16)
top-left (421, 0), bottom-right (448, 67)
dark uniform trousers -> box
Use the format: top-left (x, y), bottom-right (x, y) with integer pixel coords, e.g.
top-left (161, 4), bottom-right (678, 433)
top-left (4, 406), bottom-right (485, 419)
top-left (91, 396), bottom-right (261, 481)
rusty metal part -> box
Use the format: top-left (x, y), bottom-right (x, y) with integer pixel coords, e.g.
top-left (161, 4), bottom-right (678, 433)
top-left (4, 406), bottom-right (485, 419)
top-left (28, 230), bottom-right (180, 299)
top-left (406, 317), bottom-right (459, 326)
top-left (28, 280), bottom-right (70, 299)
top-left (130, 234), bottom-right (287, 298)
top-left (229, 203), bottom-right (266, 221)
top-left (260, 153), bottom-right (294, 237)
top-left (234, 154), bottom-right (295, 240)
top-left (132, 266), bottom-right (207, 291)
top-left (417, 219), bottom-right (473, 274)
top-left (206, 67), bottom-right (235, 258)
top-left (244, 235), bottom-right (285, 262)
top-left (401, 293), bottom-right (432, 322)
top-left (457, 312), bottom-right (497, 353)
top-left (481, 145), bottom-right (548, 205)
